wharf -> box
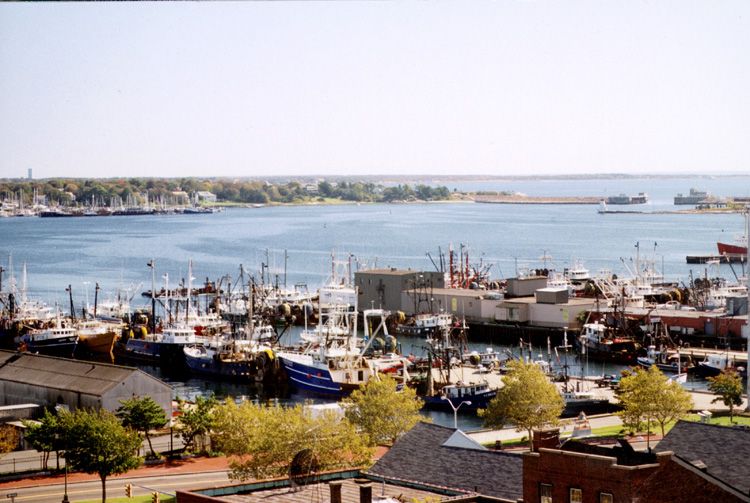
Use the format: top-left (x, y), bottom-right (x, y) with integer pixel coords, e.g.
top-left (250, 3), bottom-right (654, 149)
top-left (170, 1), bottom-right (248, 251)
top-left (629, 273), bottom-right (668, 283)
top-left (473, 194), bottom-right (600, 205)
top-left (686, 253), bottom-right (746, 264)
top-left (674, 347), bottom-right (747, 365)
top-left (424, 368), bottom-right (748, 421)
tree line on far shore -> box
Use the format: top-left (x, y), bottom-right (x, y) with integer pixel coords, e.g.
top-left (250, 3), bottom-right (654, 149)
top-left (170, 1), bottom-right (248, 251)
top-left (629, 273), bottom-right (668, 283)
top-left (0, 178), bottom-right (453, 206)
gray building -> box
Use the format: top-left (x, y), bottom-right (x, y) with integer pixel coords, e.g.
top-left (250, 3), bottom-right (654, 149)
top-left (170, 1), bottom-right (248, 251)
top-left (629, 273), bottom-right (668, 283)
top-left (355, 269), bottom-right (445, 313)
top-left (0, 351), bottom-right (172, 417)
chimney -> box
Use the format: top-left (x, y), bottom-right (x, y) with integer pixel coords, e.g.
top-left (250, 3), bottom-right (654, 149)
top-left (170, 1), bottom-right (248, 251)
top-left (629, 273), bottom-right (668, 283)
top-left (358, 481), bottom-right (373, 503)
top-left (329, 481), bottom-right (342, 503)
top-left (532, 428), bottom-right (560, 452)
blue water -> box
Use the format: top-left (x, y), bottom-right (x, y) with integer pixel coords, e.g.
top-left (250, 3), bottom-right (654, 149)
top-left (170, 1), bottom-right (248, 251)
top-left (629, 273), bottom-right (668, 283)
top-left (0, 175), bottom-right (746, 428)
top-left (2, 177), bottom-right (748, 305)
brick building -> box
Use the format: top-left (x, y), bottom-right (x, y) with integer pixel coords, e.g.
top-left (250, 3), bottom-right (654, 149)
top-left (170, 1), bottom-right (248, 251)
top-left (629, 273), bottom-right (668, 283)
top-left (523, 424), bottom-right (750, 503)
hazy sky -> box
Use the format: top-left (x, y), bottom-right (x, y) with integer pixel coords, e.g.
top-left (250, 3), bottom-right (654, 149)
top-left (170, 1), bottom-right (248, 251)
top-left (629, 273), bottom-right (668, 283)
top-left (1, 1), bottom-right (748, 179)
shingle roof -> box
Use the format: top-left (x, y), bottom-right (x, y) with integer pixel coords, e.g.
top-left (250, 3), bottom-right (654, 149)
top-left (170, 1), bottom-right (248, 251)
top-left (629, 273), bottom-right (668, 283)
top-left (0, 350), bottom-right (162, 397)
top-left (367, 422), bottom-right (522, 502)
top-left (656, 420), bottom-right (750, 494)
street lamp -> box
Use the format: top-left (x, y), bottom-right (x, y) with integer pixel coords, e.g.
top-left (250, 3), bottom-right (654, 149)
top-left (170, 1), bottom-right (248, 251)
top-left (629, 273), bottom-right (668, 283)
top-left (54, 431), bottom-right (69, 503)
top-left (441, 396), bottom-right (471, 429)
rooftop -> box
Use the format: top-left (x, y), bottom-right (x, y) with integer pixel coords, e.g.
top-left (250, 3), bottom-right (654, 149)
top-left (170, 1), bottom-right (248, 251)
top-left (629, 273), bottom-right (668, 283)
top-left (655, 420), bottom-right (750, 494)
top-left (368, 422), bottom-right (522, 502)
top-left (0, 350), bottom-right (164, 396)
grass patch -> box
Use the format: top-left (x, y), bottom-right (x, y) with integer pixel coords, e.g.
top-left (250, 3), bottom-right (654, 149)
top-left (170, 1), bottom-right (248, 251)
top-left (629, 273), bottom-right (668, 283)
top-left (484, 413), bottom-right (750, 448)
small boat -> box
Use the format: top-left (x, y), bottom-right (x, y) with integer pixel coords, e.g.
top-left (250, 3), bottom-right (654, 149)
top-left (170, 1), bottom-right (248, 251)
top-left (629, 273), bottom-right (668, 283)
top-left (636, 346), bottom-right (685, 374)
top-left (396, 312), bottom-right (454, 337)
top-left (422, 380), bottom-right (497, 412)
top-left (668, 373), bottom-right (688, 384)
top-left (560, 388), bottom-right (614, 417)
top-left (691, 353), bottom-right (747, 379)
top-left (462, 347), bottom-right (506, 368)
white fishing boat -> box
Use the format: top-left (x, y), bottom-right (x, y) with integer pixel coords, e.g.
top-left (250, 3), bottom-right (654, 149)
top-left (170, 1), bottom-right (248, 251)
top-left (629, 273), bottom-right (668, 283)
top-left (22, 314), bottom-right (78, 357)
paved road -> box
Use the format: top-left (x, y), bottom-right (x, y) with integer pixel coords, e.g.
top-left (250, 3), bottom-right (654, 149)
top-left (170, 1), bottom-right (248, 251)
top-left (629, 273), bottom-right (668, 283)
top-left (0, 433), bottom-right (183, 475)
top-left (1, 470), bottom-right (231, 503)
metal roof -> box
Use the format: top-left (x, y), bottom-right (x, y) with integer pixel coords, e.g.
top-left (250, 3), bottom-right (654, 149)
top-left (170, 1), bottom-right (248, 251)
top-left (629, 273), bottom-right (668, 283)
top-left (0, 350), bottom-right (166, 397)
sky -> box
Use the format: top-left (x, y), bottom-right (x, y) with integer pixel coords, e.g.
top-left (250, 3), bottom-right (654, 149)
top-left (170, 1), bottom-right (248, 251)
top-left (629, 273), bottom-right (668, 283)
top-left (0, 1), bottom-right (748, 179)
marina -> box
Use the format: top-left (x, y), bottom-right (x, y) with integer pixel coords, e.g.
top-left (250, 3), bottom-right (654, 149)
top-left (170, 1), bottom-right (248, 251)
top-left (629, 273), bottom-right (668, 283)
top-left (1, 177), bottom-right (748, 429)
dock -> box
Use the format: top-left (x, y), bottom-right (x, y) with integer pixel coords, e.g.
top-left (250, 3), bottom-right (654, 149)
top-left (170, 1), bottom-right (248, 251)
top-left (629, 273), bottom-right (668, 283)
top-left (686, 254), bottom-right (746, 264)
top-left (473, 194), bottom-right (600, 205)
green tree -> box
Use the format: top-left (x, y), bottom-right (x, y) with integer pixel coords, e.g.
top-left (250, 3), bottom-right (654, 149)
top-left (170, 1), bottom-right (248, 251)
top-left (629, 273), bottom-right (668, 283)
top-left (23, 409), bottom-right (61, 470)
top-left (59, 408), bottom-right (141, 503)
top-left (707, 369), bottom-right (744, 422)
top-left (176, 395), bottom-right (219, 454)
top-left (212, 400), bottom-right (372, 481)
top-left (116, 396), bottom-right (168, 458)
top-left (479, 360), bottom-right (564, 450)
top-left (343, 374), bottom-right (424, 445)
top-left (616, 366), bottom-right (692, 447)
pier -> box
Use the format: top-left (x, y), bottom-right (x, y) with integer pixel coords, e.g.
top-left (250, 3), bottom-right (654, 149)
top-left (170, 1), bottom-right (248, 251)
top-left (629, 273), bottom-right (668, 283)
top-left (686, 253), bottom-right (746, 264)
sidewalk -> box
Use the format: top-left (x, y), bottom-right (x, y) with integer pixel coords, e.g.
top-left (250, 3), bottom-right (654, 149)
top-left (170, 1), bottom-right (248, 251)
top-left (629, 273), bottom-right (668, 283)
top-left (466, 413), bottom-right (624, 445)
top-left (0, 455), bottom-right (230, 490)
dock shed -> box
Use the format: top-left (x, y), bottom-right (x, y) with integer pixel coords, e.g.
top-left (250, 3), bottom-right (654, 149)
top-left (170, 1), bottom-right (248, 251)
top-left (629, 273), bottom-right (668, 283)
top-left (355, 269), bottom-right (445, 313)
top-left (0, 351), bottom-right (172, 416)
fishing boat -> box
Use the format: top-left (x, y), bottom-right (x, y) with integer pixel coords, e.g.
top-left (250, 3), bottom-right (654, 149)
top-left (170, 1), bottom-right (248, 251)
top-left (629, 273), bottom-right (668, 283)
top-left (276, 306), bottom-right (409, 397)
top-left (21, 315), bottom-right (78, 357)
top-left (123, 323), bottom-right (201, 365)
top-left (183, 323), bottom-right (277, 381)
top-left (396, 312), bottom-right (454, 337)
top-left (75, 318), bottom-right (122, 360)
top-left (577, 322), bottom-right (640, 365)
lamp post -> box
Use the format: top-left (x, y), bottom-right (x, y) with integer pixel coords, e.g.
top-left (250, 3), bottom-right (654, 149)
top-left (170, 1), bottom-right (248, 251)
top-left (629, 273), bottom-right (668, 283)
top-left (441, 396), bottom-right (471, 429)
top-left (55, 432), bottom-right (69, 503)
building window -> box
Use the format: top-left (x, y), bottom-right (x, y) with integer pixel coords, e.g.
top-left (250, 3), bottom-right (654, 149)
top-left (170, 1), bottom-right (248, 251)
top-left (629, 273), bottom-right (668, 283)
top-left (569, 488), bottom-right (582, 503)
top-left (540, 483), bottom-right (552, 503)
top-left (599, 493), bottom-right (613, 503)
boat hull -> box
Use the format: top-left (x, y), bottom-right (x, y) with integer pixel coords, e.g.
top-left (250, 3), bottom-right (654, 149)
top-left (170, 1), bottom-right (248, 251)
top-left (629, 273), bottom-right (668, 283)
top-left (184, 350), bottom-right (262, 382)
top-left (121, 338), bottom-right (189, 367)
top-left (562, 399), bottom-right (617, 418)
top-left (77, 331), bottom-right (117, 358)
top-left (635, 357), bottom-right (682, 374)
top-left (277, 354), bottom-right (346, 397)
top-left (717, 242), bottom-right (747, 255)
top-left (23, 335), bottom-right (78, 357)
top-left (421, 390), bottom-right (496, 411)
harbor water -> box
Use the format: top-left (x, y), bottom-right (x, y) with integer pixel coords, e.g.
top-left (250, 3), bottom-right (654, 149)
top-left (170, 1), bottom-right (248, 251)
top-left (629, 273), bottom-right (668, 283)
top-left (1, 175), bottom-right (748, 428)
